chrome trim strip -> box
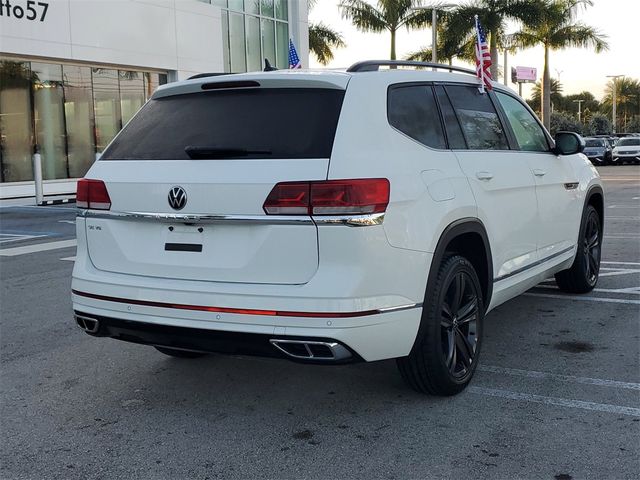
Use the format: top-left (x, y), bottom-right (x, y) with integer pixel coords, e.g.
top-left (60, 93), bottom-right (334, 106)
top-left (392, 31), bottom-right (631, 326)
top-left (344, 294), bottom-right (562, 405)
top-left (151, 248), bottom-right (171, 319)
top-left (494, 245), bottom-right (575, 283)
top-left (77, 210), bottom-right (385, 227)
top-left (78, 210), bottom-right (313, 225)
top-left (313, 213), bottom-right (385, 227)
top-left (378, 302), bottom-right (423, 313)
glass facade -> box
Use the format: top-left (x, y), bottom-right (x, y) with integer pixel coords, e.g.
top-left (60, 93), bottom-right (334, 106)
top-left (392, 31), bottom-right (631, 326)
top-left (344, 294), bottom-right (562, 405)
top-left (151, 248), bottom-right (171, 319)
top-left (202, 0), bottom-right (290, 73)
top-left (0, 58), bottom-right (166, 183)
top-left (0, 0), bottom-right (293, 185)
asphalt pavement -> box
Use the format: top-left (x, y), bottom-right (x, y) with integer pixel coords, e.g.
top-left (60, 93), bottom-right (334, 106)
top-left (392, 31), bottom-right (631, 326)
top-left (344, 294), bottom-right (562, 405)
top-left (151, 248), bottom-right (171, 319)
top-left (1, 166), bottom-right (639, 480)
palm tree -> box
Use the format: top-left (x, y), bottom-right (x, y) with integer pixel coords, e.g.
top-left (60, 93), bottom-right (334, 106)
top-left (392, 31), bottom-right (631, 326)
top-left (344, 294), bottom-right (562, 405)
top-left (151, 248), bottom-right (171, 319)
top-left (511, 0), bottom-right (608, 129)
top-left (405, 18), bottom-right (477, 65)
top-left (309, 23), bottom-right (346, 65)
top-left (528, 78), bottom-right (563, 115)
top-left (437, 0), bottom-right (544, 79)
top-left (601, 77), bottom-right (640, 128)
top-left (339, 0), bottom-right (432, 60)
top-left (308, 0), bottom-right (346, 65)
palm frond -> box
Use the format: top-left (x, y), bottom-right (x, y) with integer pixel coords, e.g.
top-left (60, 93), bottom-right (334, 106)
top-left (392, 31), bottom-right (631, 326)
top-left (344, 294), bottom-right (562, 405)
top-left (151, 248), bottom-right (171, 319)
top-left (548, 24), bottom-right (609, 52)
top-left (339, 0), bottom-right (388, 32)
top-left (309, 23), bottom-right (346, 65)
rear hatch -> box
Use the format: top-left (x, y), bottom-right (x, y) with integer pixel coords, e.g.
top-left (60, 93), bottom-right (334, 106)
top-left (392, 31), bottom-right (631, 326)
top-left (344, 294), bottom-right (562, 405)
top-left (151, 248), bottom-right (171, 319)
top-left (84, 75), bottom-right (347, 284)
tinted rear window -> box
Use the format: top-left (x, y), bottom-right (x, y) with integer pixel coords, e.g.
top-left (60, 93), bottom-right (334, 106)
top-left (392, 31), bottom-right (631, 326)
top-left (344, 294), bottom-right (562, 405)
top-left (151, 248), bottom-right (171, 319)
top-left (101, 88), bottom-right (345, 160)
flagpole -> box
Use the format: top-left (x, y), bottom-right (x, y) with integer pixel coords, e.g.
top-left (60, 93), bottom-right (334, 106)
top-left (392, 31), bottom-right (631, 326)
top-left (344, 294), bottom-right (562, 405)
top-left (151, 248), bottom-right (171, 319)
top-left (475, 15), bottom-right (485, 94)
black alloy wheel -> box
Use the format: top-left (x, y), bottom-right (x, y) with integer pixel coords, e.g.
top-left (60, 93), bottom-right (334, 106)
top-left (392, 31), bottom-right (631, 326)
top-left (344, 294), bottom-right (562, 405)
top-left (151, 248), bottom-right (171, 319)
top-left (583, 210), bottom-right (601, 285)
top-left (397, 255), bottom-right (484, 396)
top-left (555, 205), bottom-right (602, 293)
top-left (440, 272), bottom-right (480, 379)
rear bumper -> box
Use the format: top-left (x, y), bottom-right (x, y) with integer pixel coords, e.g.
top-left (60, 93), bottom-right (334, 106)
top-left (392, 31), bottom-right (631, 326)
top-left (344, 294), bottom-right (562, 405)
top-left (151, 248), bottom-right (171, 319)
top-left (74, 311), bottom-right (364, 364)
top-left (71, 298), bottom-right (422, 362)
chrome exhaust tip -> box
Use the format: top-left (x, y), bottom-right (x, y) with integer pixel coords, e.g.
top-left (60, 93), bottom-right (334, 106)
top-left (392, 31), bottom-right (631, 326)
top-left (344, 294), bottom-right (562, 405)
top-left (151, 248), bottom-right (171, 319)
top-left (270, 339), bottom-right (352, 361)
top-left (75, 314), bottom-right (100, 334)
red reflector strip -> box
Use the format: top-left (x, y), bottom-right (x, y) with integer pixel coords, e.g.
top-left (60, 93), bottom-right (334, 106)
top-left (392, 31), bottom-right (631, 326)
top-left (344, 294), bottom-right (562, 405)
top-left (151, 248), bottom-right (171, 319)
top-left (71, 290), bottom-right (380, 318)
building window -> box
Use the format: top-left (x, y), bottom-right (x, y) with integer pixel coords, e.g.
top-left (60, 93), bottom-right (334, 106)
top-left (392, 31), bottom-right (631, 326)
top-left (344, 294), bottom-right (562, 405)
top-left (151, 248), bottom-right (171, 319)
top-left (0, 57), bottom-right (166, 183)
top-left (217, 0), bottom-right (290, 73)
top-left (92, 68), bottom-right (121, 155)
top-left (32, 62), bottom-right (68, 180)
top-left (64, 65), bottom-right (96, 179)
top-left (0, 60), bottom-right (33, 182)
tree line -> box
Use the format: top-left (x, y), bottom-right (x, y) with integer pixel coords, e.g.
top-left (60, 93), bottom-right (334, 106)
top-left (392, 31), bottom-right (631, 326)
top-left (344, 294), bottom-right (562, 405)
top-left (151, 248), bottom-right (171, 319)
top-left (527, 77), bottom-right (640, 135)
top-left (308, 0), bottom-right (627, 133)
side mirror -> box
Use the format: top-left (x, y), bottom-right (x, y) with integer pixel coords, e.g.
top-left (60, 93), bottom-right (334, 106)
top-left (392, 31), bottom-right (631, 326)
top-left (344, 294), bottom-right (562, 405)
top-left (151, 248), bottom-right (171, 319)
top-left (553, 131), bottom-right (585, 156)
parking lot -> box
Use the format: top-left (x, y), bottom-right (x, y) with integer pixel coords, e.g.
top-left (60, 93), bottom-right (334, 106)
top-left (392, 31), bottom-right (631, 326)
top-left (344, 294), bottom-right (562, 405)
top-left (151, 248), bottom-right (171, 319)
top-left (1, 166), bottom-right (638, 479)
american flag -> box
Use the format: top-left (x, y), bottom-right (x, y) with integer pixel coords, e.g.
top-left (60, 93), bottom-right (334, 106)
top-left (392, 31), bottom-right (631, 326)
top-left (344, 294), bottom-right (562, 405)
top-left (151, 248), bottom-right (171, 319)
top-left (474, 15), bottom-right (493, 91)
top-left (289, 39), bottom-right (302, 69)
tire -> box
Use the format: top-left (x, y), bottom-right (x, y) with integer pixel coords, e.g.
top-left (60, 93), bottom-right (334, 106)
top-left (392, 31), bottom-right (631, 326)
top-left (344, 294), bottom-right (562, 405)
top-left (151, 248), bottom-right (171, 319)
top-left (555, 205), bottom-right (602, 294)
top-left (397, 255), bottom-right (484, 396)
top-left (154, 346), bottom-right (207, 358)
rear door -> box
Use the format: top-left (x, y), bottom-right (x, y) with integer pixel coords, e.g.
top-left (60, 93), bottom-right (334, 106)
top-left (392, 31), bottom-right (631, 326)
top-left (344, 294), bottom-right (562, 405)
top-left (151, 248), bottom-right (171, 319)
top-left (83, 83), bottom-right (346, 285)
top-left (436, 84), bottom-right (539, 280)
top-left (494, 90), bottom-right (580, 259)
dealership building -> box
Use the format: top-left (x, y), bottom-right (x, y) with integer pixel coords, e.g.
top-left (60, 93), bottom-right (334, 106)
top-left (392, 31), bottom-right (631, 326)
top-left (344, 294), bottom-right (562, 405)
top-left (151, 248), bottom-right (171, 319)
top-left (0, 0), bottom-right (309, 199)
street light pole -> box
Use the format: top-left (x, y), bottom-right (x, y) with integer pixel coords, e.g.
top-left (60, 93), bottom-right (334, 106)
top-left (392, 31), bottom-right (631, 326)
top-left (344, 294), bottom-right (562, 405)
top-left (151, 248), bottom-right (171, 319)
top-left (573, 99), bottom-right (585, 123)
top-left (606, 75), bottom-right (624, 134)
top-left (432, 8), bottom-right (437, 66)
top-left (412, 5), bottom-right (455, 71)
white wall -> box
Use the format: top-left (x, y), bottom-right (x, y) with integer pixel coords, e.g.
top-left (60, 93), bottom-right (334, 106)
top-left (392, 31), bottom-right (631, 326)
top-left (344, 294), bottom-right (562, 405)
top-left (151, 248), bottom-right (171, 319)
top-left (290, 0), bottom-right (309, 68)
top-left (0, 0), bottom-right (224, 79)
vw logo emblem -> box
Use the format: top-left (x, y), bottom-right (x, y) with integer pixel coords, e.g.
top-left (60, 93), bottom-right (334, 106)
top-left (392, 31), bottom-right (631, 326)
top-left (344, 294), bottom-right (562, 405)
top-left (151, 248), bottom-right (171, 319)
top-left (168, 186), bottom-right (187, 210)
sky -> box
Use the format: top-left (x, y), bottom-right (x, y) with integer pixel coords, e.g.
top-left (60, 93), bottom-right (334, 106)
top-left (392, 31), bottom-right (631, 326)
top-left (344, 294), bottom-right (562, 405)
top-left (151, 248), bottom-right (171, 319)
top-left (307, 0), bottom-right (639, 101)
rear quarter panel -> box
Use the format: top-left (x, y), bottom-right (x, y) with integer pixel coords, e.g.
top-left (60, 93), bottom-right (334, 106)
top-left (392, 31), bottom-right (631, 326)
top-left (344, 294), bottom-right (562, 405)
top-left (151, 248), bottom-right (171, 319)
top-left (328, 74), bottom-right (478, 255)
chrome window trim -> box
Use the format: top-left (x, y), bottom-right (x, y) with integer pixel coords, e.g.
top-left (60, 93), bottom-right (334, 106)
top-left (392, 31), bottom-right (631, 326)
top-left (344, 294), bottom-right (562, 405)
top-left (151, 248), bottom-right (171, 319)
top-left (77, 210), bottom-right (385, 227)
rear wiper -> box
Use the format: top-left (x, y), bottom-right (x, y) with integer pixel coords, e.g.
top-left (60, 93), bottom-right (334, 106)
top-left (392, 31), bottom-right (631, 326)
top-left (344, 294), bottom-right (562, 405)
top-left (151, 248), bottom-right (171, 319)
top-left (185, 146), bottom-right (272, 159)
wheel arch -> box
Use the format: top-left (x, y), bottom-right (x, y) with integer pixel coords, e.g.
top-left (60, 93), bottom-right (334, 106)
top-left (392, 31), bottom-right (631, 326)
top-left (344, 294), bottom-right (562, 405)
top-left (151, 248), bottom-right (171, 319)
top-left (585, 184), bottom-right (604, 226)
top-left (429, 218), bottom-right (494, 312)
top-left (406, 218), bottom-right (493, 356)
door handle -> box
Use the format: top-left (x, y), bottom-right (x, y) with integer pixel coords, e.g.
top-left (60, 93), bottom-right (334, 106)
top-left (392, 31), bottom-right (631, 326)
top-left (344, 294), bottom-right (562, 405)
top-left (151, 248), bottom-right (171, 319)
top-left (533, 169), bottom-right (546, 177)
top-left (475, 171), bottom-right (494, 181)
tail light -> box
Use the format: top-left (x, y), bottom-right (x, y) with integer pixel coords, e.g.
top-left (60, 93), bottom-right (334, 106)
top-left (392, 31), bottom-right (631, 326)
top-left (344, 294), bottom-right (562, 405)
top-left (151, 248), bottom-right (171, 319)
top-left (263, 178), bottom-right (389, 215)
top-left (76, 179), bottom-right (111, 210)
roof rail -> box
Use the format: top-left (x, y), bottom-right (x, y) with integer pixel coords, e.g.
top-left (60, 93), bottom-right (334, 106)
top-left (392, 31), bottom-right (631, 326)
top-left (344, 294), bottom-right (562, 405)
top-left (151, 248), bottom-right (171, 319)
top-left (347, 60), bottom-right (477, 76)
top-left (187, 72), bottom-right (229, 80)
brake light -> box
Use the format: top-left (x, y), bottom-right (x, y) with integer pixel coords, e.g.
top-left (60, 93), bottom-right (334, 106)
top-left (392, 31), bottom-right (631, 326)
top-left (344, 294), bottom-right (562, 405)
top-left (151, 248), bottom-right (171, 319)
top-left (263, 178), bottom-right (389, 216)
top-left (76, 179), bottom-right (111, 210)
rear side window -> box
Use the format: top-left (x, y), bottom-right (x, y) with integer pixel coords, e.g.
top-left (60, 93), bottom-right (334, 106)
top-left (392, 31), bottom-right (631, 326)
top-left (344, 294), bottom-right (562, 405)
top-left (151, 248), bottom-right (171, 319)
top-left (388, 85), bottom-right (446, 149)
top-left (445, 85), bottom-right (509, 150)
top-left (101, 88), bottom-right (345, 160)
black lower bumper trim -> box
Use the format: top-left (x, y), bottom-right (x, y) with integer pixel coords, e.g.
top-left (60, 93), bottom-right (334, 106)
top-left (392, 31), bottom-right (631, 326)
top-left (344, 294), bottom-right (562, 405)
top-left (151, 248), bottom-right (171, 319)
top-left (74, 312), bottom-right (362, 364)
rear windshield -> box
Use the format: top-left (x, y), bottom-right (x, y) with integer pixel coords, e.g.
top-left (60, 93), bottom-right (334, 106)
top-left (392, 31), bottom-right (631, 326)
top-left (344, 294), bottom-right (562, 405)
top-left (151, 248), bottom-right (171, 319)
top-left (617, 138), bottom-right (640, 146)
top-left (585, 139), bottom-right (604, 147)
top-left (101, 88), bottom-right (345, 160)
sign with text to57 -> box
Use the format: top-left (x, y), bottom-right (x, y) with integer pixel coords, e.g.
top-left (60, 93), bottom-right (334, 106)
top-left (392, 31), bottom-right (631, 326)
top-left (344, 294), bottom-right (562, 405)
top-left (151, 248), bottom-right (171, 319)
top-left (0, 1), bottom-right (49, 21)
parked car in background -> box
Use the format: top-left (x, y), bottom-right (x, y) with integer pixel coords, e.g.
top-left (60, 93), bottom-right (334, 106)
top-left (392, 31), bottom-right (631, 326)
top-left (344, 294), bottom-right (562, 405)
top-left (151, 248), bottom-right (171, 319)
top-left (583, 137), bottom-right (612, 165)
top-left (612, 137), bottom-right (640, 164)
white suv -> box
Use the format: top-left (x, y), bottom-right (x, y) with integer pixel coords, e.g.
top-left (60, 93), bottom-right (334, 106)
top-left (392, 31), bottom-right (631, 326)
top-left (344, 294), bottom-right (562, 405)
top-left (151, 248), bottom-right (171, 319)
top-left (72, 61), bottom-right (604, 396)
